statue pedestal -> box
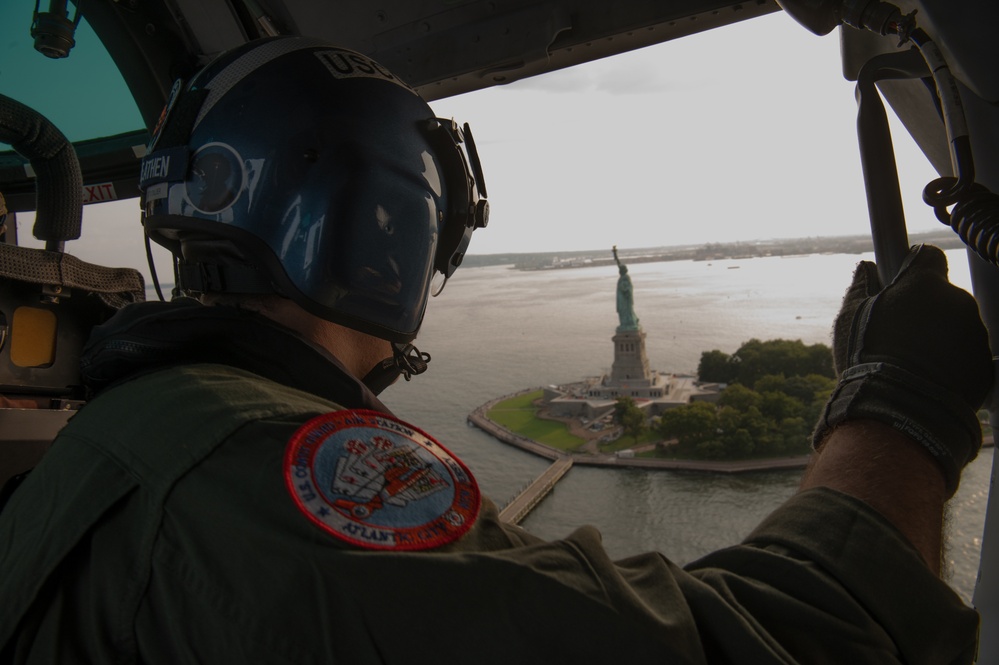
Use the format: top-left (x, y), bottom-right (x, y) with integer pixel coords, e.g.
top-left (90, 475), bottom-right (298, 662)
top-left (611, 329), bottom-right (650, 383)
top-left (585, 328), bottom-right (670, 402)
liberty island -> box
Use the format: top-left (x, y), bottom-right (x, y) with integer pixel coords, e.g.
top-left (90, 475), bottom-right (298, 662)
top-left (467, 248), bottom-right (817, 522)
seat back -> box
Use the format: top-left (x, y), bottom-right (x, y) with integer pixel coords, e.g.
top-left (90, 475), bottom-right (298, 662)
top-left (0, 242), bottom-right (145, 489)
top-left (0, 92), bottom-right (146, 495)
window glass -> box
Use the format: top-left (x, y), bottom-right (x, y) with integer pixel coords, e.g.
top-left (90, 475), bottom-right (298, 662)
top-left (0, 3), bottom-right (144, 143)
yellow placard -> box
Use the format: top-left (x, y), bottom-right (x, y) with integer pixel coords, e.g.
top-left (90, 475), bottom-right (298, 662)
top-left (10, 306), bottom-right (57, 368)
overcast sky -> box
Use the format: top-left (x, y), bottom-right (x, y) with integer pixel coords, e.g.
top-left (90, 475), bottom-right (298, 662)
top-left (427, 10), bottom-right (942, 256)
top-left (16, 10), bottom-right (944, 275)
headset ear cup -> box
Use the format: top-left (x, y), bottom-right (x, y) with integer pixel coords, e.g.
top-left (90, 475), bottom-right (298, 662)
top-left (427, 119), bottom-right (488, 278)
top-left (462, 122), bottom-right (488, 199)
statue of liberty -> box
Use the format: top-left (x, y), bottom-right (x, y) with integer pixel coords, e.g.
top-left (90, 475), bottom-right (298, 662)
top-left (613, 246), bottom-right (640, 332)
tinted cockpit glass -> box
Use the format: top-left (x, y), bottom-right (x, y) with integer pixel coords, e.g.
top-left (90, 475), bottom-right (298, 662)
top-left (0, 4), bottom-right (143, 145)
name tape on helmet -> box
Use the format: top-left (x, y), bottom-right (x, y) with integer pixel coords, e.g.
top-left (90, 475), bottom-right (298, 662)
top-left (139, 146), bottom-right (189, 193)
top-left (284, 409), bottom-right (480, 551)
top-left (314, 49), bottom-right (416, 94)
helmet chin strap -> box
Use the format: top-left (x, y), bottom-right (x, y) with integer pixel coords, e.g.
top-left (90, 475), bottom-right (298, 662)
top-left (361, 342), bottom-right (431, 395)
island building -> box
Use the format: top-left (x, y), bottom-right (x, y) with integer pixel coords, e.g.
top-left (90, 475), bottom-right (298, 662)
top-left (542, 247), bottom-right (720, 422)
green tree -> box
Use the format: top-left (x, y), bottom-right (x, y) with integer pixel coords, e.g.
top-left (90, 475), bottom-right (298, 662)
top-left (760, 391), bottom-right (803, 422)
top-left (805, 343), bottom-right (835, 377)
top-left (729, 339), bottom-right (834, 385)
top-left (658, 401), bottom-right (717, 446)
top-left (779, 416), bottom-right (810, 454)
top-left (729, 338), bottom-right (763, 385)
top-left (698, 349), bottom-right (734, 383)
top-left (739, 406), bottom-right (769, 440)
top-left (716, 405), bottom-right (742, 433)
top-left (717, 383), bottom-right (762, 412)
top-left (782, 374), bottom-right (821, 403)
top-left (695, 439), bottom-right (727, 460)
top-left (726, 428), bottom-right (755, 457)
top-left (792, 374), bottom-right (836, 425)
top-left (666, 338), bottom-right (835, 461)
top-left (613, 397), bottom-right (647, 444)
top-left (613, 396), bottom-right (637, 421)
top-left (754, 374), bottom-right (786, 394)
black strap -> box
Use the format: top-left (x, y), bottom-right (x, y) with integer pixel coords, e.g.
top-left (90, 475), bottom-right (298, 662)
top-left (178, 261), bottom-right (275, 294)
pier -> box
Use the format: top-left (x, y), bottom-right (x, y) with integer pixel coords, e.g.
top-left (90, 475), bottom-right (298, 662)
top-left (498, 456), bottom-right (574, 525)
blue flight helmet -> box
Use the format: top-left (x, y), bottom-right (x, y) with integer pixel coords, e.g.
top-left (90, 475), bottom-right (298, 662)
top-left (138, 37), bottom-right (488, 348)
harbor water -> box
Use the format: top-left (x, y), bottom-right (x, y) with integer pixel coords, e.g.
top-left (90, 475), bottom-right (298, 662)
top-left (382, 248), bottom-right (992, 605)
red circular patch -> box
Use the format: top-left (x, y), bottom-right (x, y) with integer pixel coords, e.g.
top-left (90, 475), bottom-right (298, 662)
top-left (284, 409), bottom-right (480, 550)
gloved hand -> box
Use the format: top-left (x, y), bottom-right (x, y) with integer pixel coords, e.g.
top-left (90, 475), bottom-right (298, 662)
top-left (812, 244), bottom-right (993, 496)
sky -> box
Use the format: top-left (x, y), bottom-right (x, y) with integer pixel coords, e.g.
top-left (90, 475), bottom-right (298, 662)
top-left (426, 10), bottom-right (942, 256)
top-left (13, 10), bottom-right (946, 277)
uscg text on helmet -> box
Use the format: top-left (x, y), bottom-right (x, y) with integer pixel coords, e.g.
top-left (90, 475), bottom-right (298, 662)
top-left (314, 49), bottom-right (416, 93)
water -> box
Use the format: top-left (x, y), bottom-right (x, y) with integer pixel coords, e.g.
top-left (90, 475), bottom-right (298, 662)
top-left (382, 249), bottom-right (992, 604)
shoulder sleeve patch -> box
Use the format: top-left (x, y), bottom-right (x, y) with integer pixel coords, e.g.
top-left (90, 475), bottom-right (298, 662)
top-left (284, 409), bottom-right (480, 551)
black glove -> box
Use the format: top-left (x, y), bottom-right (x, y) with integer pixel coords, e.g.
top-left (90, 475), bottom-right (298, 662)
top-left (813, 244), bottom-right (993, 496)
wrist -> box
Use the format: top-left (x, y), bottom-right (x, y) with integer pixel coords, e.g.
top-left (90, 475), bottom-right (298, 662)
top-left (812, 363), bottom-right (982, 497)
top-left (805, 420), bottom-right (947, 572)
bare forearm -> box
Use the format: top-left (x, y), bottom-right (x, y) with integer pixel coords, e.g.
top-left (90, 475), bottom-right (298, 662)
top-left (801, 419), bottom-right (947, 574)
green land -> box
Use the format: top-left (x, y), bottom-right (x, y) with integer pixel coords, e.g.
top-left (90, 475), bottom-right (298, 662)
top-left (488, 339), bottom-right (837, 461)
top-left (487, 390), bottom-right (585, 451)
top-left (486, 338), bottom-right (992, 463)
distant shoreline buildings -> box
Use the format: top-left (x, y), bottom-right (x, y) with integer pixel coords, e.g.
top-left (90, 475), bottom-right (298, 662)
top-left (457, 228), bottom-right (965, 271)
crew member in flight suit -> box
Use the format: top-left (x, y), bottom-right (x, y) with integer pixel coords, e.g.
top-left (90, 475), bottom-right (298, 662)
top-left (0, 37), bottom-right (990, 664)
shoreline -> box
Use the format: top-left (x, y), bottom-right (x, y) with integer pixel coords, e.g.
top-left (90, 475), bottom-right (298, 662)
top-left (469, 389), bottom-right (995, 474)
top-left (469, 389), bottom-right (812, 474)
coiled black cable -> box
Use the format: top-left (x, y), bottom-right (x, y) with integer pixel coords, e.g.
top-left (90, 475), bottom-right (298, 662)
top-left (787, 1), bottom-right (999, 265)
top-left (926, 179), bottom-right (999, 266)
top-left (905, 25), bottom-right (999, 266)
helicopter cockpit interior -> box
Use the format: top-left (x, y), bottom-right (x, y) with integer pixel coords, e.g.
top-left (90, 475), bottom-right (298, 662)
top-left (1, 0), bottom-right (998, 657)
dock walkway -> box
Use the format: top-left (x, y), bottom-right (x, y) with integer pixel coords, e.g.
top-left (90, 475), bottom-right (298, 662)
top-left (498, 456), bottom-right (574, 524)
top-left (468, 387), bottom-right (816, 525)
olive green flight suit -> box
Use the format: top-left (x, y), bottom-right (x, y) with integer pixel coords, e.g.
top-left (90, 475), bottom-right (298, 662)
top-left (0, 363), bottom-right (979, 664)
